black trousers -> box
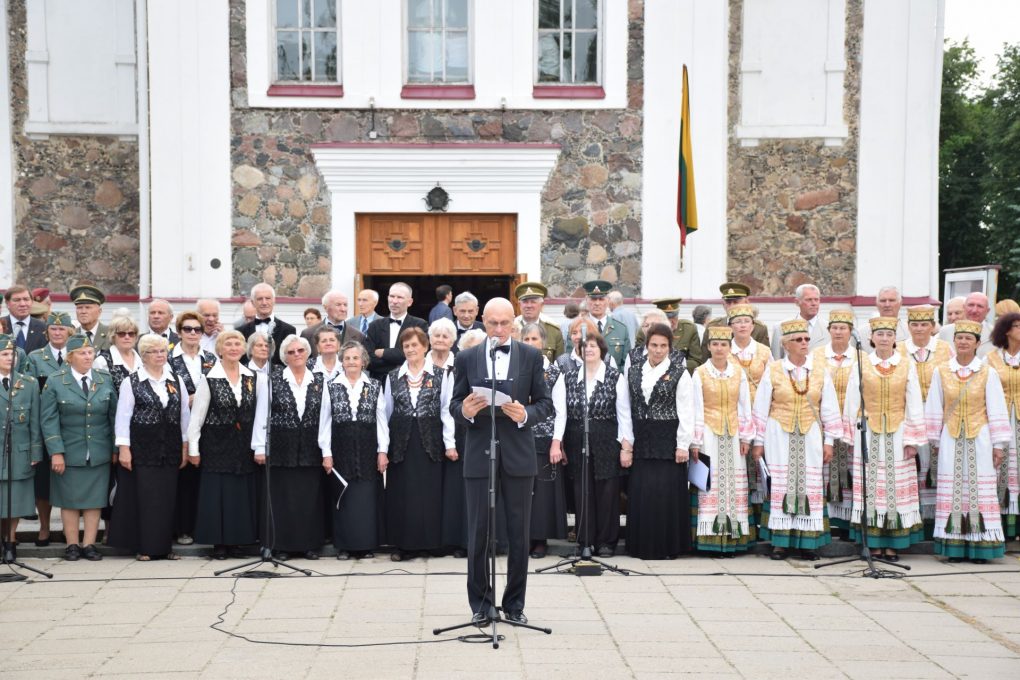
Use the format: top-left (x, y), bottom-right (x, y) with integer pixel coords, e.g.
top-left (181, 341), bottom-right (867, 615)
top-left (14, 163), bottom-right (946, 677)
top-left (465, 472), bottom-right (534, 616)
top-left (571, 467), bottom-right (621, 550)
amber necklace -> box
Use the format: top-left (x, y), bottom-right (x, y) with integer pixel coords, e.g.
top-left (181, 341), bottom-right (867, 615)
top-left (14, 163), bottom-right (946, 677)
top-left (874, 353), bottom-right (897, 376)
top-left (787, 365), bottom-right (809, 396)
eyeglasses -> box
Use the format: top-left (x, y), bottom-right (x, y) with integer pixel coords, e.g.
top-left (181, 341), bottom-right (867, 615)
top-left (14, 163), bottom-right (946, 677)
top-left (286, 348), bottom-right (307, 355)
top-left (115, 331), bottom-right (137, 338)
top-left (789, 337), bottom-right (811, 343)
top-left (180, 326), bottom-right (202, 334)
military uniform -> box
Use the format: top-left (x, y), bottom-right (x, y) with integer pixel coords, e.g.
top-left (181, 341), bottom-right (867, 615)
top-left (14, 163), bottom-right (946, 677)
top-left (582, 280), bottom-right (632, 370)
top-left (641, 298), bottom-right (704, 374)
top-left (70, 283), bottom-right (111, 351)
top-left (0, 334), bottom-right (43, 519)
top-left (513, 282), bottom-right (566, 363)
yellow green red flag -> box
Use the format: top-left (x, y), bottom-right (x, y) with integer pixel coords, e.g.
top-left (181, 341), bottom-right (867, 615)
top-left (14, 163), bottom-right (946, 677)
top-left (677, 64), bottom-right (697, 246)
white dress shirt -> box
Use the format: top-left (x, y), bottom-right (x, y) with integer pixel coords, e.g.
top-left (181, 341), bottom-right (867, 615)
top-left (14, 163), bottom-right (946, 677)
top-left (388, 314), bottom-right (407, 348)
top-left (114, 366), bottom-right (190, 446)
top-left (318, 372), bottom-right (391, 455)
top-left (172, 344), bottom-right (207, 389)
top-left (93, 346), bottom-right (142, 374)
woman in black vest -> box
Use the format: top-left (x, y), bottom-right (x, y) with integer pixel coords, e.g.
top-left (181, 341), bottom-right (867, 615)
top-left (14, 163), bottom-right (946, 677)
top-left (625, 323), bottom-right (695, 559)
top-left (251, 334), bottom-right (325, 560)
top-left (109, 334), bottom-right (190, 560)
top-left (319, 341), bottom-right (388, 560)
top-left (187, 330), bottom-right (263, 560)
top-left (550, 332), bottom-right (633, 557)
top-left (383, 327), bottom-right (456, 561)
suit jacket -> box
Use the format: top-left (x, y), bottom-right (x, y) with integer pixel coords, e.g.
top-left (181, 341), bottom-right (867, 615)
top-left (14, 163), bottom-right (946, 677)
top-left (40, 368), bottom-right (118, 466)
top-left (450, 340), bottom-right (553, 478)
top-left (300, 320), bottom-right (366, 358)
top-left (771, 317), bottom-right (830, 359)
top-left (4, 316), bottom-right (48, 354)
top-left (453, 320), bottom-right (485, 353)
top-left (365, 314), bottom-right (429, 381)
top-left (235, 316), bottom-right (298, 366)
top-left (81, 322), bottom-right (112, 351)
top-left (0, 373), bottom-right (43, 480)
top-left (349, 312), bottom-right (380, 335)
top-left (429, 301), bottom-right (455, 324)
top-left (610, 307), bottom-right (640, 344)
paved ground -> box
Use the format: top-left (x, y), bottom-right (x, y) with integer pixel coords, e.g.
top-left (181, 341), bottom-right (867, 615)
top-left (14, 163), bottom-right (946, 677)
top-left (1, 546), bottom-right (1019, 679)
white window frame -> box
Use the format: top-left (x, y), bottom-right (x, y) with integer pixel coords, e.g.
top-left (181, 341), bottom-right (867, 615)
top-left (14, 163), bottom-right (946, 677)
top-left (533, 0), bottom-right (603, 85)
top-left (402, 0), bottom-right (473, 85)
top-left (271, 0), bottom-right (342, 85)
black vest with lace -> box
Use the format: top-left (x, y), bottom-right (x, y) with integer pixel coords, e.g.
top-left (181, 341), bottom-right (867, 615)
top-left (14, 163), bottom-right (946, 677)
top-left (387, 368), bottom-right (445, 464)
top-left (199, 374), bottom-right (257, 475)
top-left (627, 354), bottom-right (682, 460)
top-left (169, 351), bottom-right (217, 395)
top-left (563, 364), bottom-right (622, 480)
top-left (98, 349), bottom-right (133, 393)
top-left (328, 378), bottom-right (382, 482)
top-left (532, 361), bottom-right (561, 440)
top-left (267, 369), bottom-right (324, 468)
top-left (127, 372), bottom-right (182, 468)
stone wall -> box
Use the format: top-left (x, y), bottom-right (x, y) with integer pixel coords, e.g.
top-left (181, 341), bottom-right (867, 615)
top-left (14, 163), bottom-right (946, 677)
top-left (6, 0), bottom-right (140, 295)
top-left (725, 0), bottom-right (862, 297)
top-left (227, 0), bottom-right (645, 298)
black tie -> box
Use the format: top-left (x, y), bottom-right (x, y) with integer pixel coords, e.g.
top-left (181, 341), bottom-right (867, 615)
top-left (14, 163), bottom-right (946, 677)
top-left (332, 322), bottom-right (344, 334)
top-left (598, 320), bottom-right (604, 334)
top-left (493, 345), bottom-right (510, 355)
top-left (86, 330), bottom-right (93, 343)
top-left (2, 378), bottom-right (9, 391)
top-left (56, 351), bottom-right (63, 366)
top-left (81, 376), bottom-right (89, 394)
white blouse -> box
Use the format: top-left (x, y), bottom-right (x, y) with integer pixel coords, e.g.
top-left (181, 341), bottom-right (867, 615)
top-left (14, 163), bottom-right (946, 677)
top-left (187, 362), bottom-right (262, 457)
top-left (251, 367), bottom-right (315, 456)
top-left (551, 361), bottom-right (634, 443)
top-left (317, 372), bottom-right (391, 455)
top-left (114, 365), bottom-right (190, 446)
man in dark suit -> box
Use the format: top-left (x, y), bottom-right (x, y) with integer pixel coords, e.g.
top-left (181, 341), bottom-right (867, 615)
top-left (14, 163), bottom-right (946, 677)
top-left (365, 282), bottom-right (428, 381)
top-left (450, 297), bottom-right (553, 627)
top-left (452, 291), bottom-right (484, 353)
top-left (144, 299), bottom-right (181, 350)
top-left (429, 284), bottom-right (455, 324)
top-left (349, 289), bottom-right (380, 335)
top-left (3, 285), bottom-right (48, 354)
top-left (234, 283), bottom-right (297, 366)
top-left (300, 290), bottom-right (365, 358)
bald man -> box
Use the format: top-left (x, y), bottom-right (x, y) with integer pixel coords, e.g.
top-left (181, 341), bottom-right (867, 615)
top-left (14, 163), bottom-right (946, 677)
top-left (938, 291), bottom-right (994, 356)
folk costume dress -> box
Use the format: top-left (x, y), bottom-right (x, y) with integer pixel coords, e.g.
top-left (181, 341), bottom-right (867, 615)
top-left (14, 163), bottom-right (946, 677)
top-left (626, 350), bottom-right (694, 559)
top-left (552, 360), bottom-right (633, 552)
top-left (925, 356), bottom-right (1010, 559)
top-left (109, 366), bottom-right (190, 557)
top-left (530, 357), bottom-right (568, 543)
top-left (187, 363), bottom-right (263, 548)
top-left (383, 361), bottom-right (455, 553)
top-left (169, 344), bottom-right (217, 539)
top-left (318, 371), bottom-right (388, 553)
top-left (985, 348), bottom-right (1020, 538)
top-left (729, 332), bottom-right (773, 529)
top-left (752, 354), bottom-right (842, 550)
top-left (901, 333), bottom-right (953, 537)
top-left (251, 367), bottom-right (326, 554)
top-left (691, 361), bottom-right (754, 553)
top-left (812, 344), bottom-right (857, 530)
top-left (842, 352), bottom-right (926, 548)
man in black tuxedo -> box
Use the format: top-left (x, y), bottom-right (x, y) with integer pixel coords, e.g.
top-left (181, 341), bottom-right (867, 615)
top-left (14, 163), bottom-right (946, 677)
top-left (452, 291), bottom-right (484, 353)
top-left (301, 290), bottom-right (365, 358)
top-left (234, 283), bottom-right (297, 366)
top-left (4, 284), bottom-right (48, 354)
top-left (450, 297), bottom-right (552, 626)
top-left (365, 282), bottom-right (428, 381)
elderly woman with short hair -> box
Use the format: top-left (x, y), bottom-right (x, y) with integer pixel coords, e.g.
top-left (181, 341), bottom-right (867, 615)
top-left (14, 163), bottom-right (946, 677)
top-left (246, 332), bottom-right (273, 377)
top-left (309, 325), bottom-right (343, 381)
top-left (109, 334), bottom-right (190, 560)
top-left (93, 313), bottom-right (142, 392)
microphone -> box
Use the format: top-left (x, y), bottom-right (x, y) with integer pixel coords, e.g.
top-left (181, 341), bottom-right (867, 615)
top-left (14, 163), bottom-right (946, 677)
top-left (488, 335), bottom-right (500, 356)
top-left (850, 327), bottom-right (862, 346)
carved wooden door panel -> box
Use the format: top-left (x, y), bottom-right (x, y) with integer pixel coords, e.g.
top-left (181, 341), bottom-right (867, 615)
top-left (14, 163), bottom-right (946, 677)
top-left (356, 215), bottom-right (431, 274)
top-left (439, 215), bottom-right (516, 274)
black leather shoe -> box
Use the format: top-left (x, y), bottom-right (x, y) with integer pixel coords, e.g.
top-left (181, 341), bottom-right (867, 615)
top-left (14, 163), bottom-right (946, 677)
top-left (947, 556), bottom-right (964, 563)
top-left (452, 549), bottom-right (467, 558)
top-left (34, 536), bottom-right (50, 547)
top-left (971, 558), bottom-right (988, 565)
top-left (471, 612), bottom-right (489, 628)
top-left (212, 545), bottom-right (228, 560)
top-left (64, 544), bottom-right (81, 561)
top-left (82, 544), bottom-right (103, 561)
top-left (303, 551), bottom-right (319, 560)
top-left (505, 611), bottom-right (528, 624)
top-left (360, 551), bottom-right (375, 559)
top-left (770, 548), bottom-right (788, 560)
top-left (799, 550), bottom-right (819, 561)
top-left (529, 542), bottom-right (547, 559)
top-left (336, 551), bottom-right (350, 561)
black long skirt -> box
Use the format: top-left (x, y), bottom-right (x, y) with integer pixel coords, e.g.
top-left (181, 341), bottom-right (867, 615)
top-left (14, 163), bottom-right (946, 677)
top-left (108, 465), bottom-right (178, 556)
top-left (530, 437), bottom-right (567, 540)
top-left (174, 464), bottom-right (200, 537)
top-left (193, 471), bottom-right (258, 547)
top-left (626, 458), bottom-right (690, 559)
top-left (440, 456), bottom-right (467, 550)
top-left (261, 466), bottom-right (325, 552)
top-left (331, 475), bottom-right (383, 552)
top-left (385, 422), bottom-right (443, 552)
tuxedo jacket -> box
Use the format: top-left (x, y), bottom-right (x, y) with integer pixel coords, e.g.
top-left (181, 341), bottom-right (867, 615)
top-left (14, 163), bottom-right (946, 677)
top-left (4, 316), bottom-right (48, 354)
top-left (450, 340), bottom-right (553, 479)
top-left (235, 316), bottom-right (298, 366)
top-left (453, 320), bottom-right (485, 353)
top-left (300, 321), bottom-right (366, 358)
top-left (365, 314), bottom-right (428, 381)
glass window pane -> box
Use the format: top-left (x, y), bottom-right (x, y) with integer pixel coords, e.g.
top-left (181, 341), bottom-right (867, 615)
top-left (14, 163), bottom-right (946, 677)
top-left (276, 0), bottom-right (298, 29)
top-left (574, 31), bottom-right (597, 82)
top-left (538, 0), bottom-right (560, 29)
top-left (446, 0), bottom-right (467, 29)
top-left (314, 0), bottom-right (336, 28)
top-left (277, 31), bottom-right (299, 80)
top-left (408, 0), bottom-right (431, 28)
top-left (407, 31), bottom-right (434, 82)
top-left (563, 0), bottom-right (572, 29)
top-left (562, 31), bottom-right (572, 83)
top-left (301, 0), bottom-right (311, 28)
top-left (576, 0), bottom-right (597, 30)
top-left (314, 31), bottom-right (338, 81)
top-left (537, 33), bottom-right (560, 82)
top-left (301, 31), bottom-right (312, 80)
top-left (445, 31), bottom-right (468, 82)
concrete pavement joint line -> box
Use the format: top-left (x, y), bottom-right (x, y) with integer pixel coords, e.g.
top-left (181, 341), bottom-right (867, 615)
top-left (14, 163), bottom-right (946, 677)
top-left (908, 580), bottom-right (1020, 657)
top-left (577, 565), bottom-right (637, 679)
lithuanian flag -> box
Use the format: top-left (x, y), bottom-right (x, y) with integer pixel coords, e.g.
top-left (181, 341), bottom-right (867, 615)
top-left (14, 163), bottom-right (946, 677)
top-left (677, 65), bottom-right (697, 247)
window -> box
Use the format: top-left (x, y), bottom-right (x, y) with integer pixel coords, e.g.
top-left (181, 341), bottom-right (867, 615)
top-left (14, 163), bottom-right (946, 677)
top-left (406, 0), bottom-right (470, 84)
top-left (536, 0), bottom-right (600, 84)
top-left (274, 0), bottom-right (339, 83)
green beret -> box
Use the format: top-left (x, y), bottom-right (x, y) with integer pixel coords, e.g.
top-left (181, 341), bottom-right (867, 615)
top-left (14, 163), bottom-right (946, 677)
top-left (65, 334), bottom-right (95, 354)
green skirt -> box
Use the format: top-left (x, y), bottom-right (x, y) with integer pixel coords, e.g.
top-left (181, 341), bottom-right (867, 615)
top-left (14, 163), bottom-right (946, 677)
top-left (692, 491), bottom-right (755, 553)
top-left (0, 477), bottom-right (36, 518)
top-left (849, 522), bottom-right (925, 549)
top-left (50, 463), bottom-right (110, 510)
top-left (765, 503), bottom-right (831, 550)
top-left (935, 538), bottom-right (1005, 560)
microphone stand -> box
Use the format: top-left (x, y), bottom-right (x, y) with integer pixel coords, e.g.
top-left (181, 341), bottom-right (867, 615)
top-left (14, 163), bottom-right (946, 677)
top-left (217, 327), bottom-right (310, 577)
top-left (1, 350), bottom-right (53, 580)
top-left (538, 328), bottom-right (629, 576)
top-left (815, 331), bottom-right (907, 576)
top-left (433, 337), bottom-right (551, 648)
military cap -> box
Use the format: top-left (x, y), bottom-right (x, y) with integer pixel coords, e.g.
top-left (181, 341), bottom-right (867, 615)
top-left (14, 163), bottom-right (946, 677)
top-left (515, 281), bottom-right (548, 301)
top-left (652, 297), bottom-right (682, 318)
top-left (719, 282), bottom-right (751, 299)
top-left (582, 280), bottom-right (613, 298)
top-left (0, 334), bottom-right (13, 352)
top-left (869, 317), bottom-right (899, 333)
top-left (780, 319), bottom-right (809, 336)
top-left (954, 320), bottom-right (982, 338)
top-left (65, 334), bottom-right (95, 354)
top-left (47, 311), bottom-right (74, 327)
top-left (70, 283), bottom-right (105, 306)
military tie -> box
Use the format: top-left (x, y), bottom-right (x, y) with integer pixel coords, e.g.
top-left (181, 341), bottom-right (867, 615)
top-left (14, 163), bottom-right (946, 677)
top-left (2, 377), bottom-right (9, 391)
top-left (56, 351), bottom-right (63, 366)
top-left (81, 376), bottom-right (89, 394)
top-left (86, 330), bottom-right (94, 344)
top-left (598, 320), bottom-right (604, 334)
top-left (15, 321), bottom-right (26, 349)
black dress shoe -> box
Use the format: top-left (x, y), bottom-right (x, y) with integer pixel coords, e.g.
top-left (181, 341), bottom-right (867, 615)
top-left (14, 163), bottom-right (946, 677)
top-left (799, 550), bottom-right (819, 561)
top-left (971, 558), bottom-right (988, 565)
top-left (273, 551), bottom-right (291, 561)
top-left (34, 537), bottom-right (50, 547)
top-left (596, 545), bottom-right (614, 558)
top-left (471, 612), bottom-right (489, 627)
top-left (227, 546), bottom-right (247, 558)
top-left (303, 551), bottom-right (319, 560)
top-left (336, 551), bottom-right (350, 561)
top-left (64, 544), bottom-right (81, 561)
top-left (360, 551), bottom-right (375, 559)
top-left (529, 542), bottom-right (547, 559)
top-left (82, 544), bottom-right (103, 561)
top-left (770, 548), bottom-right (788, 560)
top-left (452, 549), bottom-right (467, 558)
top-left (505, 611), bottom-right (528, 624)
top-left (947, 556), bottom-right (964, 563)
top-left (212, 545), bottom-right (228, 560)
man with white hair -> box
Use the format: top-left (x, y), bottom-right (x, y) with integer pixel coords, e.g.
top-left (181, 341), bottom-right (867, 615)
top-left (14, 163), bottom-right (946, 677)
top-left (607, 290), bottom-right (639, 343)
top-left (350, 289), bottom-right (380, 335)
top-left (770, 283), bottom-right (829, 358)
top-left (938, 291), bottom-right (994, 356)
top-left (235, 283), bottom-right (297, 366)
top-left (944, 296), bottom-right (966, 325)
top-left (871, 286), bottom-right (909, 342)
top-left (145, 299), bottom-right (180, 349)
top-left (453, 291), bottom-right (484, 353)
top-left (365, 282), bottom-right (428, 381)
top-left (301, 290), bottom-right (365, 358)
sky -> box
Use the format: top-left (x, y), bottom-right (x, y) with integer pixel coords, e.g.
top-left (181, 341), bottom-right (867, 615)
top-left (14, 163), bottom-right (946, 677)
top-left (943, 0), bottom-right (1020, 85)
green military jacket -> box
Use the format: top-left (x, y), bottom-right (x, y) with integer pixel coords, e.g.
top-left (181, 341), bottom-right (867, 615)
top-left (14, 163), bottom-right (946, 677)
top-left (515, 316), bottom-right (567, 363)
top-left (700, 316), bottom-right (770, 356)
top-left (591, 316), bottom-right (631, 370)
top-left (40, 368), bottom-right (118, 467)
top-left (672, 319), bottom-right (705, 373)
top-left (0, 374), bottom-right (43, 480)
top-left (26, 345), bottom-right (65, 386)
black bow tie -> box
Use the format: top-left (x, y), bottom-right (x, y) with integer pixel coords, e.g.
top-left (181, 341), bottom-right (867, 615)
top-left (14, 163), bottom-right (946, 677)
top-left (493, 344), bottom-right (510, 355)
top-left (256, 318), bottom-right (272, 324)
top-left (389, 318), bottom-right (403, 325)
